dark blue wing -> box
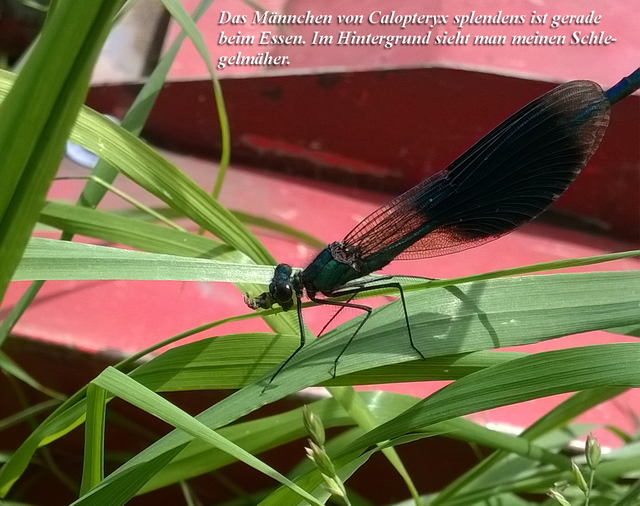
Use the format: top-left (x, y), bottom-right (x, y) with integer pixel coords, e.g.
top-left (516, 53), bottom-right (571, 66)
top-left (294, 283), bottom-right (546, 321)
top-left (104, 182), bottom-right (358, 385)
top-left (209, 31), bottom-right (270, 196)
top-left (343, 80), bottom-right (611, 262)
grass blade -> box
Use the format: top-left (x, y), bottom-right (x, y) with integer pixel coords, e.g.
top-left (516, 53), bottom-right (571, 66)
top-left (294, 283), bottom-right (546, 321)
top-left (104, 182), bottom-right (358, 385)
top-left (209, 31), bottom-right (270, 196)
top-left (74, 270), bottom-right (639, 500)
top-left (0, 1), bottom-right (124, 301)
top-left (80, 384), bottom-right (106, 496)
top-left (14, 237), bottom-right (275, 283)
top-left (344, 343), bottom-right (640, 454)
top-left (91, 368), bottom-right (323, 506)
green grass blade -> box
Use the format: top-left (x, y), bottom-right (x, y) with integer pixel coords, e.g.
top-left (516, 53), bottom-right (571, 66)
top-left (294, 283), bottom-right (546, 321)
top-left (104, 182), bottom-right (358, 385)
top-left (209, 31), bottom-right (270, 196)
top-left (0, 2), bottom-right (114, 214)
top-left (0, 72), bottom-right (271, 265)
top-left (0, 400), bottom-right (88, 495)
top-left (376, 417), bottom-right (572, 470)
top-left (325, 386), bottom-right (422, 505)
top-left (79, 270), bottom-right (639, 499)
top-left (104, 206), bottom-right (326, 249)
top-left (0, 318), bottom-right (266, 495)
top-left (3, 268), bottom-right (635, 497)
top-left (74, 107), bottom-right (270, 263)
top-left (0, 280), bottom-right (45, 348)
top-left (0, 1), bottom-right (124, 302)
top-left (38, 201), bottom-right (294, 334)
top-left (70, 443), bottom-right (188, 506)
top-left (344, 343), bottom-right (640, 455)
top-left (91, 368), bottom-right (323, 506)
top-left (406, 250), bottom-right (640, 291)
top-left (131, 335), bottom-right (523, 390)
top-left (14, 237), bottom-right (275, 283)
top-left (258, 451), bottom-right (373, 506)
top-left (131, 336), bottom-right (603, 498)
top-left (0, 400), bottom-right (61, 433)
top-left (159, 0), bottom-right (230, 198)
top-left (235, 249), bottom-right (640, 308)
top-left (80, 384), bottom-right (106, 496)
top-left (430, 386), bottom-right (627, 504)
top-left (140, 392), bottom-right (417, 493)
top-left (59, 175), bottom-right (184, 230)
top-left (1, 0), bottom-right (241, 360)
top-left (78, 0), bottom-right (216, 207)
top-left (231, 209), bottom-right (326, 249)
top-left (40, 201), bottom-right (236, 260)
top-left (610, 479), bottom-right (640, 506)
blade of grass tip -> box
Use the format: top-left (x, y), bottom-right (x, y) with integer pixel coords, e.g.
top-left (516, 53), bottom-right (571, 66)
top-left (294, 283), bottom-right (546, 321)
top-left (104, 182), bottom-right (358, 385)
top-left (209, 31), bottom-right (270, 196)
top-left (92, 368), bottom-right (323, 506)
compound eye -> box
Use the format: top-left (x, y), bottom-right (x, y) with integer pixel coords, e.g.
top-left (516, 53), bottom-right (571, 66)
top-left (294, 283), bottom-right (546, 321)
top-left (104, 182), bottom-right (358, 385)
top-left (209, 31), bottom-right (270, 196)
top-left (273, 283), bottom-right (293, 304)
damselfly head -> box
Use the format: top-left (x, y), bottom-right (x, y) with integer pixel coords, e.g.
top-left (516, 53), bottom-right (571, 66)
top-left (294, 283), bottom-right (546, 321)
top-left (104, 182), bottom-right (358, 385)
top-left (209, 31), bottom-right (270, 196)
top-left (244, 264), bottom-right (297, 312)
top-left (268, 263), bottom-right (296, 310)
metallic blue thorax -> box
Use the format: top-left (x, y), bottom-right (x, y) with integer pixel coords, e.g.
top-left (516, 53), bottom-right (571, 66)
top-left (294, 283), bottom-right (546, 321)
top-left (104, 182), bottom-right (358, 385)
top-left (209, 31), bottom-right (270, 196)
top-left (301, 241), bottom-right (397, 296)
top-left (301, 243), bottom-right (360, 296)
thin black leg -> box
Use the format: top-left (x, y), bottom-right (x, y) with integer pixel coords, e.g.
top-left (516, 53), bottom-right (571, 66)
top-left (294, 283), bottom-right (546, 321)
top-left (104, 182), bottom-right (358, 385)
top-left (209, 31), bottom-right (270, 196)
top-left (328, 281), bottom-right (426, 363)
top-left (262, 279), bottom-right (425, 391)
top-left (316, 289), bottom-right (361, 337)
top-left (262, 297), bottom-right (306, 393)
top-left (315, 276), bottom-right (396, 337)
top-left (309, 292), bottom-right (372, 378)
